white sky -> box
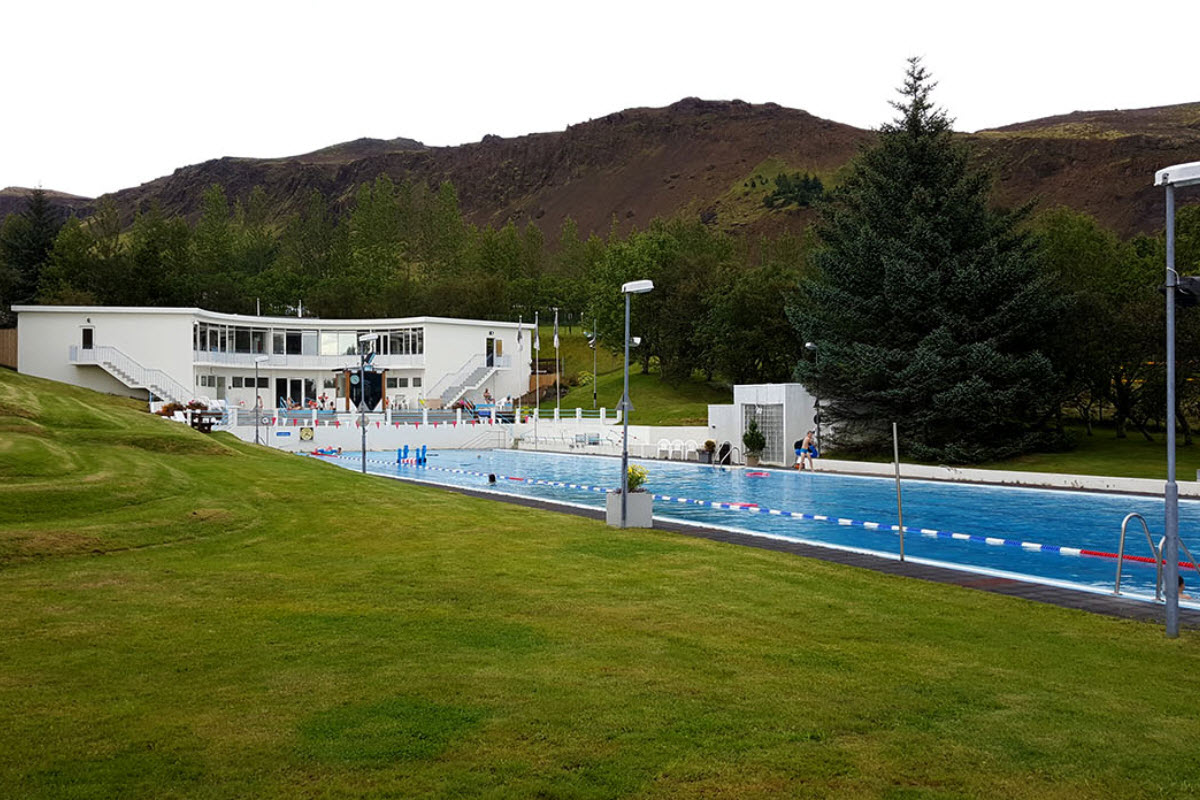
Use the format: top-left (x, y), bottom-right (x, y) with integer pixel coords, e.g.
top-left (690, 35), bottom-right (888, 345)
top-left (3, 0), bottom-right (1198, 199)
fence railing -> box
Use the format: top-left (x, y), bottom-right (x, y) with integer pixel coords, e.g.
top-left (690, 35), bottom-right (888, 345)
top-left (70, 345), bottom-right (192, 404)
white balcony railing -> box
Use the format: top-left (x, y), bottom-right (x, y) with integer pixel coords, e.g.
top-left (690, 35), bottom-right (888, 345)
top-left (192, 351), bottom-right (425, 370)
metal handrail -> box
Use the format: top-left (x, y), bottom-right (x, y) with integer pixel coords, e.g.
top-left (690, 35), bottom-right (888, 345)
top-left (1155, 535), bottom-right (1200, 600)
top-left (1115, 513), bottom-right (1161, 599)
top-left (70, 345), bottom-right (192, 404)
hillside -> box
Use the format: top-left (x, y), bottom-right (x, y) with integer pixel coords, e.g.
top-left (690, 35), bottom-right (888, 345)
top-left (0, 186), bottom-right (94, 223)
top-left (11, 98), bottom-right (1200, 239)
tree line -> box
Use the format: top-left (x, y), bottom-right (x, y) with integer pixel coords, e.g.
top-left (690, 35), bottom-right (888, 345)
top-left (2, 58), bottom-right (1198, 461)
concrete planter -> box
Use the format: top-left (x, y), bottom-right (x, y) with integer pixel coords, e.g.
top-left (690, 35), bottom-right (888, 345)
top-left (606, 491), bottom-right (653, 528)
top-left (698, 450), bottom-right (713, 464)
top-left (746, 454), bottom-right (761, 467)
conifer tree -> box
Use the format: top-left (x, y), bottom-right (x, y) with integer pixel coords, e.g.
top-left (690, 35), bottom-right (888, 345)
top-left (791, 59), bottom-right (1064, 462)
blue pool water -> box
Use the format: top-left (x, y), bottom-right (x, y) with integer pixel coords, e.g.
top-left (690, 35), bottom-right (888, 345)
top-left (326, 449), bottom-right (1200, 601)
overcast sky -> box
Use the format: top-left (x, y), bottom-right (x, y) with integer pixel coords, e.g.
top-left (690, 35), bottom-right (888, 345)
top-left (3, 0), bottom-right (1198, 199)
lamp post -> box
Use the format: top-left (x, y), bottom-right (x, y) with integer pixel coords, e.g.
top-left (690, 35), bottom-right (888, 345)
top-left (619, 279), bottom-right (654, 528)
top-left (805, 341), bottom-right (820, 453)
top-left (358, 332), bottom-right (379, 474)
top-left (253, 355), bottom-right (269, 445)
top-left (1154, 160), bottom-right (1200, 638)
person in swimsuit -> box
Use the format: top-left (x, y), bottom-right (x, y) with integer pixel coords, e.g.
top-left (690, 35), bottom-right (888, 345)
top-left (797, 430), bottom-right (816, 471)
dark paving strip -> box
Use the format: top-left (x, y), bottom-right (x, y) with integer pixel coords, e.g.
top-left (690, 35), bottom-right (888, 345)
top-left (407, 477), bottom-right (1200, 631)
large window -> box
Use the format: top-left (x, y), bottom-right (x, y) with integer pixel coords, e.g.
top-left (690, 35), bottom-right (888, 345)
top-left (387, 327), bottom-right (424, 355)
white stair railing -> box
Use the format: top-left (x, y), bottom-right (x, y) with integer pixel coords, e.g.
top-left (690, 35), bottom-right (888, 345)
top-left (70, 345), bottom-right (192, 405)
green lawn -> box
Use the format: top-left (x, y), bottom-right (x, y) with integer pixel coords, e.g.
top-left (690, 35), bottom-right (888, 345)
top-left (978, 425), bottom-right (1200, 480)
top-left (2, 369), bottom-right (1200, 798)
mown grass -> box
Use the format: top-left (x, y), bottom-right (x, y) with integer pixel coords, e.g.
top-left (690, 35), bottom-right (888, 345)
top-left (2, 368), bottom-right (1200, 798)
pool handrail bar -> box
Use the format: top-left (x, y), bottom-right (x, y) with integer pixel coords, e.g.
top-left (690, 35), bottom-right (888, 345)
top-left (1115, 513), bottom-right (1160, 598)
top-left (1154, 534), bottom-right (1200, 600)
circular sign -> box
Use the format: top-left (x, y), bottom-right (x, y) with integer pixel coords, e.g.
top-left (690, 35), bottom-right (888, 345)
top-left (350, 374), bottom-right (361, 385)
top-left (300, 427), bottom-right (314, 441)
top-left (261, 415), bottom-right (272, 426)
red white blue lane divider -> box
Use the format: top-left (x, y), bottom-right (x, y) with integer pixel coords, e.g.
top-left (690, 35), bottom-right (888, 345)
top-left (321, 455), bottom-right (1195, 570)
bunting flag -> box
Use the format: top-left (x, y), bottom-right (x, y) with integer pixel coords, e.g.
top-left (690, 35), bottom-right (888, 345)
top-left (553, 308), bottom-right (559, 349)
top-left (334, 420), bottom-right (340, 427)
top-left (375, 421), bottom-right (380, 428)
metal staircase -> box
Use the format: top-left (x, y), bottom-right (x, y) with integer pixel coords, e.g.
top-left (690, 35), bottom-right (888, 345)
top-left (69, 345), bottom-right (192, 405)
top-left (427, 354), bottom-right (511, 408)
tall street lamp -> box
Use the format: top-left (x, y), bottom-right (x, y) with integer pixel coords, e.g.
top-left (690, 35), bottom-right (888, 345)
top-left (358, 332), bottom-right (379, 474)
top-left (1154, 160), bottom-right (1200, 638)
top-left (619, 279), bottom-right (654, 528)
top-left (253, 355), bottom-right (269, 445)
top-left (805, 341), bottom-right (821, 453)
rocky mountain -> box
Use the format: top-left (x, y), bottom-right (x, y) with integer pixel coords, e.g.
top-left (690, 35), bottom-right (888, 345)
top-left (10, 99), bottom-right (1200, 239)
top-left (0, 187), bottom-right (94, 224)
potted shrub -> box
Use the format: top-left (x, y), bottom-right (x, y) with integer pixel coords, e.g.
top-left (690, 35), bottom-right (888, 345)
top-left (743, 419), bottom-right (766, 466)
top-left (698, 439), bottom-right (716, 464)
top-left (606, 464), bottom-right (653, 528)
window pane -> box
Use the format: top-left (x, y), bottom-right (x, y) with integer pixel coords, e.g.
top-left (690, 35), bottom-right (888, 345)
top-left (412, 377), bottom-right (422, 388)
top-left (302, 330), bottom-right (318, 356)
top-left (273, 331), bottom-right (285, 355)
top-left (320, 332), bottom-right (340, 356)
top-left (339, 332), bottom-right (356, 356)
top-left (286, 331), bottom-right (302, 355)
top-left (251, 329), bottom-right (267, 354)
top-left (397, 377), bottom-right (408, 388)
top-left (415, 329), bottom-right (424, 355)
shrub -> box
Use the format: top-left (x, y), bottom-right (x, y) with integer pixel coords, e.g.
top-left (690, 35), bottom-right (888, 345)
top-left (743, 419), bottom-right (766, 456)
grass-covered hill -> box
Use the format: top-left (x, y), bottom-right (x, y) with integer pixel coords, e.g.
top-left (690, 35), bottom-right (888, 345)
top-left (2, 367), bottom-right (1199, 798)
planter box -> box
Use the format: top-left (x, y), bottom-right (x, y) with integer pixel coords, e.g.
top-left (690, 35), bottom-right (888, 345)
top-left (746, 454), bottom-right (761, 467)
top-left (698, 451), bottom-right (713, 464)
top-left (606, 491), bottom-right (653, 528)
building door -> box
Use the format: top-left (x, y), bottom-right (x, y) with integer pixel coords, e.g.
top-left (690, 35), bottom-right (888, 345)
top-left (216, 376), bottom-right (226, 401)
top-left (81, 327), bottom-right (94, 350)
top-left (486, 337), bottom-right (495, 367)
top-left (275, 378), bottom-right (288, 409)
top-left (303, 378), bottom-right (316, 406)
top-left (289, 379), bottom-right (303, 407)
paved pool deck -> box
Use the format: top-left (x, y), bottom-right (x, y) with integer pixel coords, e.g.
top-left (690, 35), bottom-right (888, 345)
top-left (434, 482), bottom-right (1200, 630)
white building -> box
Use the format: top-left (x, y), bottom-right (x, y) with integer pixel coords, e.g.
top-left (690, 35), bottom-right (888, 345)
top-left (708, 383), bottom-right (818, 466)
top-left (14, 305), bottom-right (531, 411)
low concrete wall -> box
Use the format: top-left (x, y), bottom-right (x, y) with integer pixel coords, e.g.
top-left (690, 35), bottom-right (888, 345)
top-left (808, 458), bottom-right (1200, 498)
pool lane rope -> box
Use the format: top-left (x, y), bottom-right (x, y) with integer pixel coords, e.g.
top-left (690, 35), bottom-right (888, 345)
top-left (318, 454), bottom-right (1195, 570)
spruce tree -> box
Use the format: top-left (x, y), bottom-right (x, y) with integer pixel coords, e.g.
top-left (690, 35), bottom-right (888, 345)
top-left (791, 59), bottom-right (1064, 462)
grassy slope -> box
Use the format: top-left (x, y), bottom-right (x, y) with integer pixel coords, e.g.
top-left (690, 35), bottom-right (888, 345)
top-left (2, 369), bottom-right (1200, 799)
top-left (547, 329), bottom-right (731, 426)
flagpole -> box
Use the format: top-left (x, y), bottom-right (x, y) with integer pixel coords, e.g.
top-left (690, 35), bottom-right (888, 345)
top-left (553, 307), bottom-right (560, 415)
top-left (534, 311), bottom-right (540, 451)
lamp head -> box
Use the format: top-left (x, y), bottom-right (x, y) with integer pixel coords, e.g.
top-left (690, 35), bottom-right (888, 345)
top-left (621, 279), bottom-right (655, 294)
top-left (1155, 161), bottom-right (1200, 188)
top-left (805, 342), bottom-right (817, 351)
top-left (358, 333), bottom-right (379, 343)
top-left (254, 355), bottom-right (269, 364)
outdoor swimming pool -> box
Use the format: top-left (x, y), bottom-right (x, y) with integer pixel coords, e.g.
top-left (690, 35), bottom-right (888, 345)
top-left (322, 449), bottom-right (1200, 602)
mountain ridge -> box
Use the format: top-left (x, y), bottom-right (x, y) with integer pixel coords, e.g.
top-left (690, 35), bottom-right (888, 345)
top-left (7, 98), bottom-right (1199, 238)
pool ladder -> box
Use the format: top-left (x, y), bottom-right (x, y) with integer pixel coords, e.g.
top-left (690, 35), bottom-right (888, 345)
top-left (1113, 513), bottom-right (1200, 599)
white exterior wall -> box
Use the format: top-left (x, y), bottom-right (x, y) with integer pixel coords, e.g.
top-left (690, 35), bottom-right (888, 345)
top-left (421, 319), bottom-right (527, 406)
top-left (16, 307), bottom-right (195, 401)
top-left (708, 383), bottom-right (817, 465)
top-left (15, 306), bottom-right (531, 411)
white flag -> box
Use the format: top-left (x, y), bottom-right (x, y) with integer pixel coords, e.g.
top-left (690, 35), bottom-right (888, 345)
top-left (516, 317), bottom-right (523, 352)
top-left (533, 312), bottom-right (540, 351)
top-left (553, 309), bottom-right (559, 349)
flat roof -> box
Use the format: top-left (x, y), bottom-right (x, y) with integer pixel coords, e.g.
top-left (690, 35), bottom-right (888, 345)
top-left (12, 305), bottom-right (523, 330)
